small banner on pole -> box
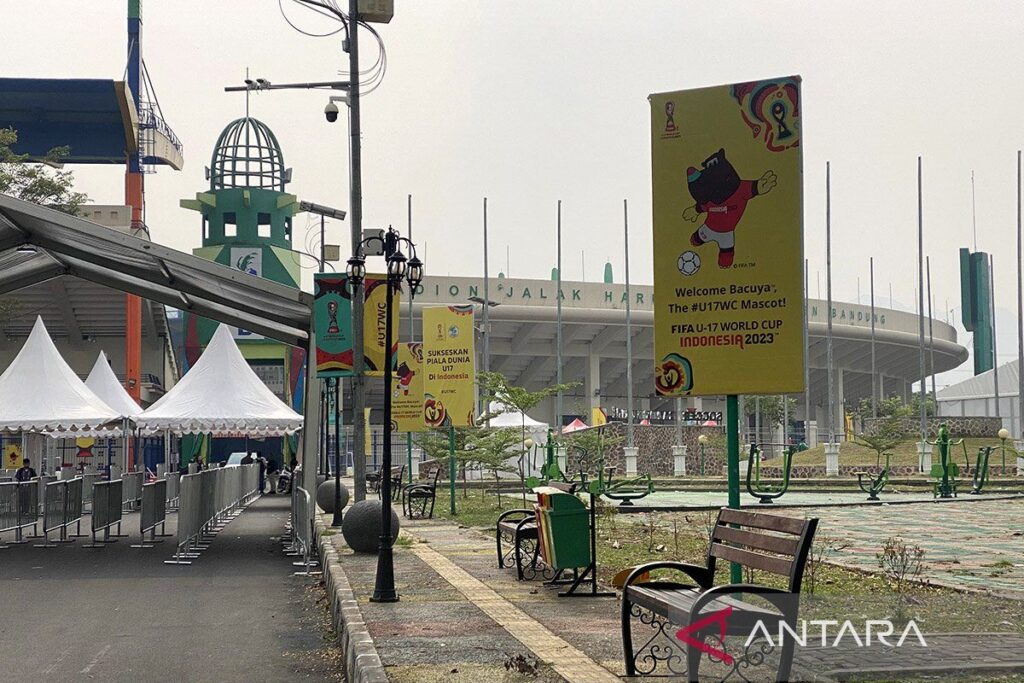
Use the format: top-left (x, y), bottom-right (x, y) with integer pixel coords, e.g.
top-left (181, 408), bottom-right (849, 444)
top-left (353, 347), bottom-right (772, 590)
top-left (650, 76), bottom-right (805, 397)
top-left (363, 275), bottom-right (401, 377)
top-left (392, 342), bottom-right (426, 432)
top-left (423, 306), bottom-right (476, 428)
top-left (314, 274), bottom-right (353, 378)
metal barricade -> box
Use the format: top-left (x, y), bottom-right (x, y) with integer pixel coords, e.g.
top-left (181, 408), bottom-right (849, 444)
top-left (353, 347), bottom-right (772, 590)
top-left (37, 475), bottom-right (56, 514)
top-left (35, 478), bottom-right (85, 547)
top-left (133, 479), bottom-right (167, 549)
top-left (84, 479), bottom-right (124, 548)
top-left (65, 478), bottom-right (84, 538)
top-left (165, 472), bottom-right (180, 510)
top-left (288, 486), bottom-right (319, 576)
top-left (164, 465), bottom-right (259, 566)
top-left (80, 473), bottom-right (100, 510)
top-left (121, 472), bottom-right (144, 511)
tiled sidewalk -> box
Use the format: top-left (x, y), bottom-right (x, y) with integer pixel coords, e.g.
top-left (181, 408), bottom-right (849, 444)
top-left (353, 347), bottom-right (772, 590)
top-left (324, 490), bottom-right (1024, 681)
top-left (799, 497), bottom-right (1024, 598)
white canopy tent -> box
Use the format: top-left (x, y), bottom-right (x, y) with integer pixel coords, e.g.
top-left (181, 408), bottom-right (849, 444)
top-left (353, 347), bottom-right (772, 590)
top-left (485, 402), bottom-right (549, 432)
top-left (0, 316), bottom-right (119, 434)
top-left (136, 324), bottom-right (303, 436)
top-left (85, 350), bottom-right (143, 419)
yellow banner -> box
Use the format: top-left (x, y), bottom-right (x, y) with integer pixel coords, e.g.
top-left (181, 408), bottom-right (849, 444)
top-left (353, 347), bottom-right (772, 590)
top-left (423, 306), bottom-right (476, 428)
top-left (4, 442), bottom-right (22, 468)
top-left (650, 77), bottom-right (804, 397)
top-left (392, 343), bottom-right (425, 432)
top-left (363, 274), bottom-right (400, 377)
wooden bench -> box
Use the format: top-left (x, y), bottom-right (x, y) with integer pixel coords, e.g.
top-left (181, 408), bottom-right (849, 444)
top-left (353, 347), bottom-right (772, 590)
top-left (621, 507), bottom-right (817, 681)
top-left (494, 480), bottom-right (576, 581)
top-left (401, 465), bottom-right (440, 519)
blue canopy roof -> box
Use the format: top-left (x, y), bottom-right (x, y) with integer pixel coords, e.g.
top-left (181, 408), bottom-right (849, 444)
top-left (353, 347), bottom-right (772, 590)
top-left (0, 78), bottom-right (137, 164)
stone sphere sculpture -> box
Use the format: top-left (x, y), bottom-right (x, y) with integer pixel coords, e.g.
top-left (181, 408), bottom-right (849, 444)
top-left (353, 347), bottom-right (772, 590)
top-left (316, 479), bottom-right (350, 513)
top-left (342, 500), bottom-right (400, 553)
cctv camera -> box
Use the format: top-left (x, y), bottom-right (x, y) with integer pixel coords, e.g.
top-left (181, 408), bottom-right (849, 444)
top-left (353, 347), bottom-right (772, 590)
top-left (324, 101), bottom-right (340, 123)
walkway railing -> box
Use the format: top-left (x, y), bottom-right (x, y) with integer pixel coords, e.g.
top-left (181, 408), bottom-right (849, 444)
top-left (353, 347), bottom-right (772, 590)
top-left (165, 472), bottom-right (180, 510)
top-left (83, 479), bottom-right (124, 548)
top-left (122, 471), bottom-right (144, 511)
top-left (0, 481), bottom-right (39, 547)
top-left (132, 479), bottom-right (168, 549)
top-left (164, 464), bottom-right (259, 566)
top-left (35, 478), bottom-right (84, 547)
top-left (286, 485), bottom-right (319, 576)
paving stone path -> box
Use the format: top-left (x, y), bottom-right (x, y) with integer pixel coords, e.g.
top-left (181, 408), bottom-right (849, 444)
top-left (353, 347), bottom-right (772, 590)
top-left (799, 497), bottom-right (1024, 598)
top-left (327, 485), bottom-right (1024, 681)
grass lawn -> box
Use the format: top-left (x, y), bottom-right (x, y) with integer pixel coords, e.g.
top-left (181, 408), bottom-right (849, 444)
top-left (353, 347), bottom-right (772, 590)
top-left (791, 437), bottom-right (1018, 469)
top-left (434, 486), bottom-right (1024, 635)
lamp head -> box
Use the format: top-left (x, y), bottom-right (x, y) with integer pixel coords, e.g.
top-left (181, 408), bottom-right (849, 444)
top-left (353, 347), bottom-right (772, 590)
top-left (346, 254), bottom-right (366, 285)
top-left (697, 434), bottom-right (709, 445)
top-left (998, 427), bottom-right (1010, 440)
top-left (406, 255), bottom-right (424, 289)
top-left (388, 250), bottom-right (407, 279)
top-left (524, 437), bottom-right (535, 450)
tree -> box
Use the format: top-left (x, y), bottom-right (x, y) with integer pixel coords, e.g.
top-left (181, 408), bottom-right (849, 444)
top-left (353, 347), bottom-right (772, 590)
top-left (478, 371), bottom-right (580, 502)
top-left (743, 395), bottom-right (797, 441)
top-left (0, 128), bottom-right (88, 214)
top-left (465, 427), bottom-right (523, 506)
top-left (854, 414), bottom-right (906, 468)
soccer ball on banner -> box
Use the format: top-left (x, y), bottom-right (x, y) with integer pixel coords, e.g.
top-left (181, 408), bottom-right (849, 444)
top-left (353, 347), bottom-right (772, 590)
top-left (677, 250), bottom-right (701, 276)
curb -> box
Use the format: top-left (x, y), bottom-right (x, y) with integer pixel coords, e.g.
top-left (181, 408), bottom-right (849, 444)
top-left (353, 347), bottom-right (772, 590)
top-left (314, 512), bottom-right (389, 683)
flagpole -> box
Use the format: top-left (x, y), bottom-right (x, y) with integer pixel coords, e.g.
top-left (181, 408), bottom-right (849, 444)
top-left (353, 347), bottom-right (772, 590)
top-left (556, 201), bottom-right (563, 432)
top-left (870, 257), bottom-right (877, 417)
top-left (624, 199), bottom-right (634, 449)
top-left (826, 162), bottom-right (835, 443)
top-left (917, 157), bottom-right (927, 443)
top-left (1017, 150), bottom-right (1023, 438)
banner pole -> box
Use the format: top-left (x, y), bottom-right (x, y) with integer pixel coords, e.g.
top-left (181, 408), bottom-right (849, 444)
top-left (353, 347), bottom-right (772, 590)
top-left (448, 425), bottom-right (456, 515)
top-left (726, 394), bottom-right (741, 584)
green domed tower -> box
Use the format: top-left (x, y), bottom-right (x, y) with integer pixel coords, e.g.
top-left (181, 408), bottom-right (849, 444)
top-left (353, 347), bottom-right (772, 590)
top-left (179, 117), bottom-right (307, 460)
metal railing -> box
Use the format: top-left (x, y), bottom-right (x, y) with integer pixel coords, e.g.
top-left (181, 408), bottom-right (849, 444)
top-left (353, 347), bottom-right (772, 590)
top-left (35, 478), bottom-right (84, 547)
top-left (286, 485), bottom-right (318, 576)
top-left (165, 472), bottom-right (180, 510)
top-left (80, 473), bottom-right (100, 510)
top-left (132, 479), bottom-right (167, 549)
top-left (0, 481), bottom-right (39, 547)
top-left (121, 472), bottom-right (144, 511)
top-left (83, 480), bottom-right (124, 548)
top-left (165, 464), bottom-right (259, 566)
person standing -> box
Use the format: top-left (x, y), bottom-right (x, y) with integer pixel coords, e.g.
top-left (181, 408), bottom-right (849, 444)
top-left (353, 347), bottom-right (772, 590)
top-left (257, 453), bottom-right (267, 494)
top-left (267, 459), bottom-right (280, 495)
top-left (14, 458), bottom-right (36, 482)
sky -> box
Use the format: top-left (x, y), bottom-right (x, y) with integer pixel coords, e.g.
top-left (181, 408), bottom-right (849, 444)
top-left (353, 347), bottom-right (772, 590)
top-left (6, 0), bottom-right (1024, 388)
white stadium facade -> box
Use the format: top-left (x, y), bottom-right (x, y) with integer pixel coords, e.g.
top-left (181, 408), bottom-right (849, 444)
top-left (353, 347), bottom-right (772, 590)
top-left (399, 274), bottom-right (968, 443)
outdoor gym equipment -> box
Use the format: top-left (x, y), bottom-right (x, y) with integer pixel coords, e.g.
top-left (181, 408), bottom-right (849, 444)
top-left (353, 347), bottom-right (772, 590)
top-left (928, 424), bottom-right (966, 499)
top-left (855, 453), bottom-right (891, 501)
top-left (599, 466), bottom-right (653, 506)
top-left (969, 446), bottom-right (992, 495)
top-left (744, 443), bottom-right (793, 504)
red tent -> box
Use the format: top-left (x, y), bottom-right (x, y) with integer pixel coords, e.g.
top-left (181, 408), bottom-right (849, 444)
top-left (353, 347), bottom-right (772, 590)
top-left (562, 418), bottom-right (588, 433)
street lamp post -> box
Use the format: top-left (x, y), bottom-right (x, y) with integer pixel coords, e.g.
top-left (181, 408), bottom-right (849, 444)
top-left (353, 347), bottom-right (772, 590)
top-left (347, 226), bottom-right (423, 603)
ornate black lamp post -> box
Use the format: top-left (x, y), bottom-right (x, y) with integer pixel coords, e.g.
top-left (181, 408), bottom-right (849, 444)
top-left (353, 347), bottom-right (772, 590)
top-left (347, 226), bottom-right (423, 603)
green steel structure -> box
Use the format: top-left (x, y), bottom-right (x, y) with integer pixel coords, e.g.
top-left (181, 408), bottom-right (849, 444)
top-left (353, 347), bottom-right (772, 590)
top-left (960, 248), bottom-right (994, 375)
top-left (179, 117), bottom-right (307, 463)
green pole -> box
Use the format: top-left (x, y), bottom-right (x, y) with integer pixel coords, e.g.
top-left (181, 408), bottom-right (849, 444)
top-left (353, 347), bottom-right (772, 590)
top-left (407, 433), bottom-right (413, 485)
top-left (448, 424), bottom-right (457, 515)
top-left (546, 428), bottom-right (554, 470)
top-left (726, 394), bottom-right (742, 583)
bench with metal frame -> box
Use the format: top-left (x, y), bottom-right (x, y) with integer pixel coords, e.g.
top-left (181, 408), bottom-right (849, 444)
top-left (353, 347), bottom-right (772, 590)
top-left (621, 507), bottom-right (817, 681)
top-left (402, 465), bottom-right (440, 519)
top-left (368, 465), bottom-right (403, 499)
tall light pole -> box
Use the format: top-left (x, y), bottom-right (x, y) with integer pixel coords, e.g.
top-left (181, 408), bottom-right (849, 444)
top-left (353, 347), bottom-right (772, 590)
top-left (624, 199), bottom-right (634, 449)
top-left (347, 227), bottom-right (423, 603)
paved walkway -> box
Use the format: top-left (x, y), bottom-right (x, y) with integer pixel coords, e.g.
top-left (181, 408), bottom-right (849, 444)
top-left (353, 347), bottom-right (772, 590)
top-left (799, 497), bottom-right (1024, 598)
top-left (326, 485), bottom-right (1024, 682)
top-left (0, 495), bottom-right (342, 682)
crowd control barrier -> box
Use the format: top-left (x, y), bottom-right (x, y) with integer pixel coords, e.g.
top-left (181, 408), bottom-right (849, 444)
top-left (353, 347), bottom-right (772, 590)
top-left (37, 475), bottom-right (56, 513)
top-left (165, 464), bottom-right (259, 566)
top-left (35, 478), bottom-right (85, 547)
top-left (83, 480), bottom-right (124, 548)
top-left (80, 473), bottom-right (100, 511)
top-left (132, 479), bottom-right (167, 549)
top-left (122, 472), bottom-right (144, 511)
top-left (286, 486), bottom-right (318, 576)
top-left (165, 472), bottom-right (180, 510)
top-left (0, 481), bottom-right (39, 547)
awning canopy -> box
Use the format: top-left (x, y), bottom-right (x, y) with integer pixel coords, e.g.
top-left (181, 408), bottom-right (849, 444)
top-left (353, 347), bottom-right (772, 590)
top-left (484, 402), bottom-right (549, 430)
top-left (0, 194), bottom-right (312, 347)
top-left (136, 324), bottom-right (303, 436)
top-left (0, 317), bottom-right (120, 433)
